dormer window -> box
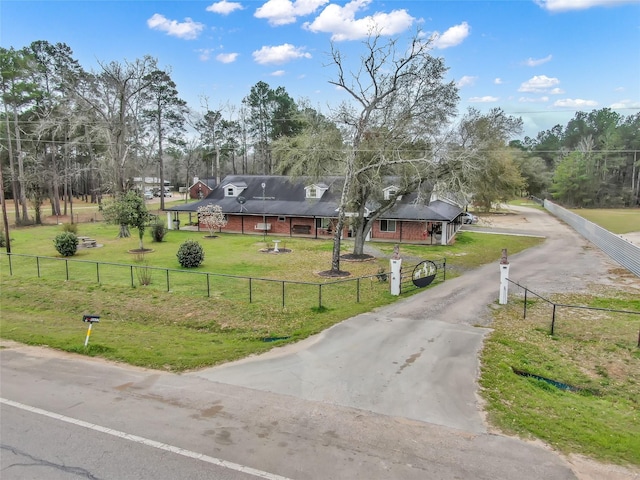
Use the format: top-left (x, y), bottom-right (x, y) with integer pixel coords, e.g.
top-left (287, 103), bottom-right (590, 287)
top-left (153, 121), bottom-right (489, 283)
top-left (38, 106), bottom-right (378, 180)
top-left (305, 183), bottom-right (328, 199)
top-left (223, 181), bottom-right (247, 197)
top-left (383, 186), bottom-right (401, 201)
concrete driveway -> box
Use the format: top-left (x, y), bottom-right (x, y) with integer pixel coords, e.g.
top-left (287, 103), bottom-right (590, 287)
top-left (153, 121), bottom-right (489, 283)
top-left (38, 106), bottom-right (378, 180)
top-left (189, 206), bottom-right (629, 433)
top-left (3, 206), bottom-right (638, 479)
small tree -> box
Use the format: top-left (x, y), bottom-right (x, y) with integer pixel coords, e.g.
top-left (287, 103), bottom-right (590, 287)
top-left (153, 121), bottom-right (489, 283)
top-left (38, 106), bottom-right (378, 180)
top-left (53, 232), bottom-right (78, 257)
top-left (197, 204), bottom-right (227, 238)
top-left (103, 190), bottom-right (151, 251)
top-left (150, 218), bottom-right (167, 242)
top-left (177, 240), bottom-right (204, 268)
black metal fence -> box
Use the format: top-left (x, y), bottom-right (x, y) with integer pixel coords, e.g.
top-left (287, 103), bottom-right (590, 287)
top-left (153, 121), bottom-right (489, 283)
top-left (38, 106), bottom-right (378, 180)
top-left (506, 278), bottom-right (640, 347)
top-left (1, 252), bottom-right (398, 310)
top-left (399, 258), bottom-right (447, 294)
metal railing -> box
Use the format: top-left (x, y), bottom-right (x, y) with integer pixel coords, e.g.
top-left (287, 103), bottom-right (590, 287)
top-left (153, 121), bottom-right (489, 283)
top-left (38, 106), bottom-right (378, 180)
top-left (399, 258), bottom-right (447, 294)
top-left (1, 252), bottom-right (393, 310)
top-left (544, 200), bottom-right (640, 277)
top-left (506, 278), bottom-right (640, 347)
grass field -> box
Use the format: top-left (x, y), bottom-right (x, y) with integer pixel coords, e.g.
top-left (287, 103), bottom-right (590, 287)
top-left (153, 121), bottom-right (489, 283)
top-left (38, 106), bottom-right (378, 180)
top-left (568, 208), bottom-right (640, 234)
top-left (481, 288), bottom-right (640, 466)
top-left (1, 222), bottom-right (543, 370)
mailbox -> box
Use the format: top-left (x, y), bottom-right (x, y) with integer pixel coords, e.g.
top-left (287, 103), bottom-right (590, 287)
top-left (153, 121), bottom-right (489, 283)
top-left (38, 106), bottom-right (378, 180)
top-left (83, 315), bottom-right (100, 323)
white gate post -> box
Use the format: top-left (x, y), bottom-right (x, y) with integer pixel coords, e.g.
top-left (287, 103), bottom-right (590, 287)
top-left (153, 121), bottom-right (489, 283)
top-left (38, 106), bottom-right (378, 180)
top-left (499, 248), bottom-right (510, 304)
top-left (167, 212), bottom-right (173, 230)
top-left (390, 244), bottom-right (401, 296)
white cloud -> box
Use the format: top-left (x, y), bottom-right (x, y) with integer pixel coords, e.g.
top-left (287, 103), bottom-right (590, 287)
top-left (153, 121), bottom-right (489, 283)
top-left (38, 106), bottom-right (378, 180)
top-left (494, 78), bottom-right (503, 85)
top-left (553, 98), bottom-right (598, 107)
top-left (610, 99), bottom-right (640, 109)
top-left (206, 1), bottom-right (244, 15)
top-left (216, 52), bottom-right (239, 63)
top-left (524, 54), bottom-right (552, 67)
top-left (518, 75), bottom-right (560, 93)
top-left (147, 14), bottom-right (205, 40)
top-left (518, 96), bottom-right (550, 103)
top-left (252, 43), bottom-right (312, 65)
top-left (255, 0), bottom-right (329, 26)
top-left (535, 0), bottom-right (637, 12)
top-left (457, 75), bottom-right (477, 87)
top-left (549, 87), bottom-right (565, 95)
top-left (469, 96), bottom-right (498, 103)
top-left (271, 70), bottom-right (286, 76)
top-left (198, 49), bottom-right (214, 61)
top-left (431, 22), bottom-right (470, 49)
top-left (304, 0), bottom-right (414, 41)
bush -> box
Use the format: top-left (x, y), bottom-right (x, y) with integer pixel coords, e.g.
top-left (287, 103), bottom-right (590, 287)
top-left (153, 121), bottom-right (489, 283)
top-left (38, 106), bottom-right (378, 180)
top-left (150, 220), bottom-right (167, 243)
top-left (176, 240), bottom-right (204, 268)
top-left (53, 232), bottom-right (78, 257)
top-left (61, 222), bottom-right (78, 234)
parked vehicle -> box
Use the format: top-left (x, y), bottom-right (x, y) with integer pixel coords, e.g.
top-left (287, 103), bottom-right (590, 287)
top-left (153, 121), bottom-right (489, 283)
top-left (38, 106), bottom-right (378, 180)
top-left (144, 190), bottom-right (154, 200)
top-left (462, 212), bottom-right (478, 224)
top-left (153, 188), bottom-right (172, 197)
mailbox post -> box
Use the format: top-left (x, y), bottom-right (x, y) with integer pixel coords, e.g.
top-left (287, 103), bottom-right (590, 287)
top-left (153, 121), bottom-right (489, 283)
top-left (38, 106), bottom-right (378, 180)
top-left (83, 314), bottom-right (100, 347)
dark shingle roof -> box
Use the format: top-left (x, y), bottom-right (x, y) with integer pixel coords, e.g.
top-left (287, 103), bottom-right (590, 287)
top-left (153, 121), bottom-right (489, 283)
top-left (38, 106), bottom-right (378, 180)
top-left (167, 175), bottom-right (461, 221)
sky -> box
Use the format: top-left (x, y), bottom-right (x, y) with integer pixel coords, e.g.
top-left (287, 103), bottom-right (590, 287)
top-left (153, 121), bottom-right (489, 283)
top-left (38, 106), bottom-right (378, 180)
top-left (2, 0), bottom-right (639, 139)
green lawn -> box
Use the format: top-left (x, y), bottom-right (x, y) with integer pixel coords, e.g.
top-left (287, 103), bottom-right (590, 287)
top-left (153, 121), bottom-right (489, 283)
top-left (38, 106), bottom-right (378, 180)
top-left (2, 220), bottom-right (639, 467)
top-left (568, 208), bottom-right (640, 234)
top-left (1, 222), bottom-right (543, 371)
top-left (480, 289), bottom-right (640, 466)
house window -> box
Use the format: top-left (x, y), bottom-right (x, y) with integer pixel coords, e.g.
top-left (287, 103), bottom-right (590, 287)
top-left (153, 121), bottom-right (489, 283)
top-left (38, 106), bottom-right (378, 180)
top-left (380, 219), bottom-right (396, 232)
top-left (316, 217), bottom-right (331, 228)
top-left (278, 216), bottom-right (286, 222)
top-left (225, 186), bottom-right (235, 197)
top-left (384, 189), bottom-right (397, 200)
top-left (307, 187), bottom-right (317, 198)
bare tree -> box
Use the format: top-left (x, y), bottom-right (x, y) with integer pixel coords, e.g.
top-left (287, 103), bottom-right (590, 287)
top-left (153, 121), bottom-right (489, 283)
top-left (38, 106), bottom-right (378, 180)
top-left (325, 31), bottom-right (459, 273)
top-left (75, 57), bottom-right (157, 193)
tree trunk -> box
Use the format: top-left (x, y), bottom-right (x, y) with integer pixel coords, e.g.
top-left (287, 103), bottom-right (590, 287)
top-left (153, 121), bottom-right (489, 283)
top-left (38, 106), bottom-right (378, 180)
top-left (119, 224), bottom-right (130, 238)
top-left (351, 201), bottom-right (370, 256)
top-left (49, 134), bottom-right (61, 215)
top-left (330, 214), bottom-right (345, 273)
top-left (2, 100), bottom-right (20, 223)
top-left (11, 105), bottom-right (29, 223)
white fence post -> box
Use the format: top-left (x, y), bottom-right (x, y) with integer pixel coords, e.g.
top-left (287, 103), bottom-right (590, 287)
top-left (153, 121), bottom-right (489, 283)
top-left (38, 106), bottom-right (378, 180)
top-left (390, 245), bottom-right (402, 296)
top-left (499, 248), bottom-right (510, 305)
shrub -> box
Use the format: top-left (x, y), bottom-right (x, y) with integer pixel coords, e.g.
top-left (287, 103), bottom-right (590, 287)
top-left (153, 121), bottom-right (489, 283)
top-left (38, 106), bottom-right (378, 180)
top-left (53, 232), bottom-right (78, 257)
top-left (61, 222), bottom-right (78, 234)
top-left (136, 264), bottom-right (152, 286)
top-left (176, 240), bottom-right (204, 268)
top-left (150, 220), bottom-right (167, 243)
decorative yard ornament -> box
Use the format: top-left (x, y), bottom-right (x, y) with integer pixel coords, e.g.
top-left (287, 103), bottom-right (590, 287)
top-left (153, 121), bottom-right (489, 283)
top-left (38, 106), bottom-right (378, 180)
top-left (412, 260), bottom-right (437, 288)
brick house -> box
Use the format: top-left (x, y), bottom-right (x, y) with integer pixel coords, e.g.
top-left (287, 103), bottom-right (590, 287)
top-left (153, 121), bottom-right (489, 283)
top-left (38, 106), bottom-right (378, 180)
top-left (166, 175), bottom-right (467, 245)
top-left (188, 177), bottom-right (217, 200)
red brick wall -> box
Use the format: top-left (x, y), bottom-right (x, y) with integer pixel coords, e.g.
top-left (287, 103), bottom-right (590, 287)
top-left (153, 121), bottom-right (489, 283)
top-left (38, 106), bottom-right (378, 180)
top-left (201, 214), bottom-right (436, 242)
top-left (371, 220), bottom-right (430, 242)
top-left (201, 214), bottom-right (317, 236)
top-left (189, 182), bottom-right (212, 200)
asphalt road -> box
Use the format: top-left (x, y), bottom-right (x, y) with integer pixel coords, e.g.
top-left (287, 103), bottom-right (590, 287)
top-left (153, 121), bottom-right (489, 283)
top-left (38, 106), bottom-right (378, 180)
top-left (1, 206), bottom-right (635, 479)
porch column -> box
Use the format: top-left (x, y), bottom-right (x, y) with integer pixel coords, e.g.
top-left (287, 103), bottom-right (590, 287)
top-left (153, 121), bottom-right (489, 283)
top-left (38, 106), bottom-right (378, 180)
top-left (440, 221), bottom-right (448, 245)
top-left (167, 212), bottom-right (173, 230)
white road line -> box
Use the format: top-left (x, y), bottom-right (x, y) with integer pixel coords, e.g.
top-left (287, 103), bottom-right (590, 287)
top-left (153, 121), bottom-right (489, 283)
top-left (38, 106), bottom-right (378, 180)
top-left (1, 397), bottom-right (294, 480)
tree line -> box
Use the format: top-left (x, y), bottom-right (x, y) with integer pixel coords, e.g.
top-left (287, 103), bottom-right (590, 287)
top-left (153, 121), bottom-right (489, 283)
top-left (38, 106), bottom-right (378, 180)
top-left (2, 34), bottom-right (639, 272)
